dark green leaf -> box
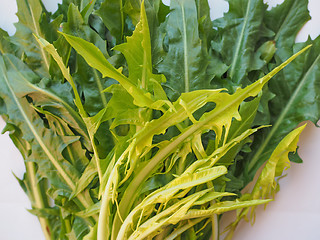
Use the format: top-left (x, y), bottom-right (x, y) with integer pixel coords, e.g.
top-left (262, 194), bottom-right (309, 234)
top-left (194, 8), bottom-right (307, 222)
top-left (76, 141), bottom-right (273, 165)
top-left (212, 0), bottom-right (271, 86)
top-left (157, 0), bottom-right (209, 100)
top-left (96, 0), bottom-right (125, 43)
top-left (244, 37), bottom-right (320, 181)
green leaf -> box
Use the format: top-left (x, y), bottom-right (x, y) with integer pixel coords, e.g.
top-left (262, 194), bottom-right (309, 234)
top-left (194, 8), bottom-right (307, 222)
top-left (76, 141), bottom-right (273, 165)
top-left (138, 166), bottom-right (228, 206)
top-left (0, 54), bottom-right (96, 220)
top-left (193, 192), bottom-right (236, 206)
top-left (96, 0), bottom-right (125, 43)
top-left (60, 32), bottom-right (155, 107)
top-left (66, 217), bottom-right (90, 240)
top-left (84, 224), bottom-right (98, 240)
top-left (119, 189), bottom-right (211, 240)
top-left (217, 96), bottom-right (261, 169)
top-left (12, 0), bottom-right (61, 76)
top-left (265, 0), bottom-right (310, 60)
top-left (123, 0), bottom-right (141, 25)
top-left (144, 0), bottom-right (170, 68)
top-left (195, 0), bottom-right (214, 49)
top-left (63, 3), bottom-right (108, 57)
top-left (33, 107), bottom-right (90, 171)
top-left (182, 199), bottom-right (271, 220)
top-left (63, 3), bottom-right (112, 115)
top-left (212, 0), bottom-right (272, 85)
top-left (69, 159), bottom-right (97, 200)
top-left (81, 0), bottom-right (97, 22)
top-left (114, 2), bottom-right (166, 90)
top-left (244, 37), bottom-right (320, 180)
top-left (53, 0), bottom-right (82, 21)
top-left (13, 141), bottom-right (54, 239)
top-left (77, 202), bottom-right (102, 218)
top-left (157, 0), bottom-right (209, 100)
top-left (35, 36), bottom-right (87, 117)
top-left (40, 13), bottom-right (63, 44)
top-left (103, 45), bottom-right (309, 239)
top-left (2, 53), bottom-right (91, 148)
top-left (251, 125), bottom-right (305, 203)
top-left (0, 28), bottom-right (19, 55)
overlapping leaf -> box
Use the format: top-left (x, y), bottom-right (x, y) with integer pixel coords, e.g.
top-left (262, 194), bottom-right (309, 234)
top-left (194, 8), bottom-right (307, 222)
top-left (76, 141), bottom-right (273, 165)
top-left (10, 0), bottom-right (63, 77)
top-left (225, 125), bottom-right (305, 239)
top-left (103, 46), bottom-right (308, 240)
top-left (1, 1), bottom-right (319, 240)
top-left (211, 0), bottom-right (272, 86)
top-left (156, 0), bottom-right (209, 100)
top-left (0, 54), bottom-right (96, 222)
top-left (243, 36), bottom-right (320, 183)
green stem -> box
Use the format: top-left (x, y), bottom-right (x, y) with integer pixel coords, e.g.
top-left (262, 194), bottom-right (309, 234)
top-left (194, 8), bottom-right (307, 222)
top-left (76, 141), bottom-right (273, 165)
top-left (26, 162), bottom-right (52, 240)
top-left (65, 217), bottom-right (72, 235)
top-left (207, 182), bottom-right (219, 240)
top-left (211, 211), bottom-right (219, 240)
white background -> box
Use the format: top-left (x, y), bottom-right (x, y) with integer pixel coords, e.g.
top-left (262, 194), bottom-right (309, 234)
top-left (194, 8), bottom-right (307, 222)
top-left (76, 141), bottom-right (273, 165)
top-left (0, 0), bottom-right (319, 239)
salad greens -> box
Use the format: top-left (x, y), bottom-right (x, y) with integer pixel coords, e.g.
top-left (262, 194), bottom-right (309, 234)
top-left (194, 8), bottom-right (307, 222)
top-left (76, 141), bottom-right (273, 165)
top-left (0, 0), bottom-right (319, 239)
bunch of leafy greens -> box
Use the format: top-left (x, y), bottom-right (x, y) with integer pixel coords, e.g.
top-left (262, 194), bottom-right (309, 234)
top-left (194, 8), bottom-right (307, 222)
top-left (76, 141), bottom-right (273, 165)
top-left (0, 0), bottom-right (319, 239)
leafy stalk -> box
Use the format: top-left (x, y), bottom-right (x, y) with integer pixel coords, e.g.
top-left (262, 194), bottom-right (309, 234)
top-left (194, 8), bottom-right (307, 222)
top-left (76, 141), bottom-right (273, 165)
top-left (99, 45), bottom-right (310, 240)
top-left (1, 1), bottom-right (319, 239)
top-left (26, 161), bottom-right (52, 239)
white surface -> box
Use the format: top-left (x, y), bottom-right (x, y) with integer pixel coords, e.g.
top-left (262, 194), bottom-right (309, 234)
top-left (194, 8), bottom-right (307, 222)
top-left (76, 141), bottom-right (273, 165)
top-left (0, 0), bottom-right (319, 240)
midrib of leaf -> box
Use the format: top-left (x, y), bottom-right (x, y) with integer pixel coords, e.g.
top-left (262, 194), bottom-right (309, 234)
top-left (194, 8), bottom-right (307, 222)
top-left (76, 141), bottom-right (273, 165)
top-left (180, 1), bottom-right (190, 93)
top-left (230, 0), bottom-right (252, 81)
top-left (27, 162), bottom-right (46, 210)
top-left (196, 0), bottom-right (201, 18)
top-left (93, 68), bottom-right (108, 107)
top-left (120, 0), bottom-right (124, 42)
top-left (142, 50), bottom-right (148, 89)
top-left (274, 0), bottom-right (296, 41)
top-left (29, 7), bottom-right (50, 71)
top-left (1, 62), bottom-right (94, 211)
top-left (27, 161), bottom-right (51, 240)
top-left (248, 52), bottom-right (320, 172)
